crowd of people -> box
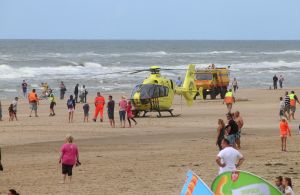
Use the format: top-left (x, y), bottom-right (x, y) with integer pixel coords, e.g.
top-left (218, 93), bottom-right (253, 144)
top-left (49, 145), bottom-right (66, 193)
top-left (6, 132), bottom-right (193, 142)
top-left (1, 81), bottom-right (138, 129)
top-left (1, 77), bottom-right (298, 194)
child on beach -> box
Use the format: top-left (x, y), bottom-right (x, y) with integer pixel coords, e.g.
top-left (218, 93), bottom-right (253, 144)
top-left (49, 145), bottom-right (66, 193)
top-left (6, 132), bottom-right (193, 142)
top-left (12, 97), bottom-right (18, 121)
top-left (8, 104), bottom-right (14, 121)
top-left (283, 177), bottom-right (294, 195)
top-left (67, 95), bottom-right (76, 123)
top-left (0, 101), bottom-right (2, 121)
top-left (279, 97), bottom-right (286, 120)
top-left (119, 96), bottom-right (127, 128)
top-left (83, 103), bottom-right (90, 122)
top-left (275, 176), bottom-right (284, 193)
top-left (280, 118), bottom-right (291, 151)
top-left (126, 101), bottom-right (137, 127)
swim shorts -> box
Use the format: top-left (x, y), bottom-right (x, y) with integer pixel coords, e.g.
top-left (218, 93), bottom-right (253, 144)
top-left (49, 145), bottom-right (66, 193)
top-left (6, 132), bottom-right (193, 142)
top-left (50, 102), bottom-right (56, 109)
top-left (62, 164), bottom-right (73, 176)
top-left (284, 106), bottom-right (290, 114)
top-left (30, 102), bottom-right (37, 111)
top-left (290, 106), bottom-right (296, 112)
top-left (68, 108), bottom-right (74, 112)
top-left (108, 111), bottom-right (114, 120)
top-left (227, 134), bottom-right (236, 145)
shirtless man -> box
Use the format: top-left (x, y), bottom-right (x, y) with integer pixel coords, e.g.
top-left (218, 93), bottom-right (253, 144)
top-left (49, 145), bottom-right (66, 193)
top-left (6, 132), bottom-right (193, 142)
top-left (234, 111), bottom-right (244, 149)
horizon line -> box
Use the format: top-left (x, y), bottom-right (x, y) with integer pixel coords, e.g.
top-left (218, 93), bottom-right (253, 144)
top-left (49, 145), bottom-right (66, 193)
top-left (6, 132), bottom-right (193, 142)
top-left (0, 38), bottom-right (300, 41)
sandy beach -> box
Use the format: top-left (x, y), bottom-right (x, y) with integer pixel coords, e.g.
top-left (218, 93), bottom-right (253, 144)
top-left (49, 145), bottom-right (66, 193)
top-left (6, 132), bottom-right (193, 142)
top-left (0, 88), bottom-right (300, 195)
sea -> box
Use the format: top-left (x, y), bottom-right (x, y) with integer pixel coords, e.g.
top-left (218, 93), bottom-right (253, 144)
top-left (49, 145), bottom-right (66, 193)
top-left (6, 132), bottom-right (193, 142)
top-left (1, 40), bottom-right (300, 99)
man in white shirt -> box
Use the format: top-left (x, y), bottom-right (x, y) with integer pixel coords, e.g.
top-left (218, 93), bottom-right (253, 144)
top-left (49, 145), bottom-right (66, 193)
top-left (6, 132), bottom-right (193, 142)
top-left (216, 138), bottom-right (245, 175)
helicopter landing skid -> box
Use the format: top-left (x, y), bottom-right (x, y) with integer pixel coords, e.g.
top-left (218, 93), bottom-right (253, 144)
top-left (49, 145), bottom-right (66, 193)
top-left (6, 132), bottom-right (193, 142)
top-left (135, 109), bottom-right (179, 118)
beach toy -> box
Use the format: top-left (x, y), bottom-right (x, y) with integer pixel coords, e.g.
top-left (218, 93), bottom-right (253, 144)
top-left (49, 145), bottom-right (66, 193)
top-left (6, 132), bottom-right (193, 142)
top-left (180, 170), bottom-right (213, 195)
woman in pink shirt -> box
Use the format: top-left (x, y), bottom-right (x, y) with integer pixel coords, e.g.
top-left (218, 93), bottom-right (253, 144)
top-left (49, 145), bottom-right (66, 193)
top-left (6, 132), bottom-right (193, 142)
top-left (119, 96), bottom-right (127, 128)
top-left (59, 134), bottom-right (79, 184)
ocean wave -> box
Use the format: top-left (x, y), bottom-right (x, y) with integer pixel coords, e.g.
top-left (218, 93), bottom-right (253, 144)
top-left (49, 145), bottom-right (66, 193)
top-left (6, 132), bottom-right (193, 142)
top-left (259, 50), bottom-right (300, 55)
top-left (231, 61), bottom-right (300, 69)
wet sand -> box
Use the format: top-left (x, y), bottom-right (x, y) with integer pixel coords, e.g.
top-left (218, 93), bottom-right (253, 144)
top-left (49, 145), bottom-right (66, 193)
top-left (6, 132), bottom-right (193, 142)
top-left (0, 88), bottom-right (299, 194)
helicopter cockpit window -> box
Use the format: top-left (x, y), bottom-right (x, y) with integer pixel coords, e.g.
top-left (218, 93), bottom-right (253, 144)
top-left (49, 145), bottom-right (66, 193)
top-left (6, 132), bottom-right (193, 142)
top-left (135, 84), bottom-right (169, 99)
top-left (196, 73), bottom-right (213, 80)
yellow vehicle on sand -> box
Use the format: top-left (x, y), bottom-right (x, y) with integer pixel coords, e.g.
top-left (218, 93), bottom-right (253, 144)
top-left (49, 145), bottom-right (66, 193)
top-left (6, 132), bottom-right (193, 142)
top-left (194, 67), bottom-right (230, 100)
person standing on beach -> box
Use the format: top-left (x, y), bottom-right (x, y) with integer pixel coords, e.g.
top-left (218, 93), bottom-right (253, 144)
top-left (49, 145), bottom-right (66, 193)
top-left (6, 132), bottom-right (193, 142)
top-left (49, 90), bottom-right (56, 116)
top-left (59, 134), bottom-right (79, 184)
top-left (60, 81), bottom-right (67, 100)
top-left (289, 91), bottom-right (300, 120)
top-left (216, 119), bottom-right (226, 151)
top-left (107, 95), bottom-right (115, 128)
top-left (79, 85), bottom-right (88, 103)
top-left (119, 96), bottom-right (127, 128)
top-left (279, 75), bottom-right (284, 89)
top-left (216, 138), bottom-right (244, 175)
top-left (126, 101), bottom-right (137, 127)
top-left (93, 92), bottom-right (105, 122)
top-left (284, 91), bottom-right (291, 120)
top-left (67, 95), bottom-right (76, 123)
top-left (21, 80), bottom-right (28, 98)
top-left (273, 75), bottom-right (278, 90)
top-left (279, 97), bottom-right (287, 120)
top-left (232, 78), bottom-right (238, 93)
top-left (12, 97), bottom-right (18, 121)
top-left (28, 89), bottom-right (39, 117)
top-left (283, 177), bottom-right (294, 195)
top-left (280, 118), bottom-right (291, 152)
top-left (234, 111), bottom-right (243, 149)
top-left (225, 113), bottom-right (239, 148)
top-left (176, 77), bottom-right (183, 87)
top-left (223, 89), bottom-right (235, 113)
top-left (83, 103), bottom-right (90, 122)
top-left (74, 84), bottom-right (79, 103)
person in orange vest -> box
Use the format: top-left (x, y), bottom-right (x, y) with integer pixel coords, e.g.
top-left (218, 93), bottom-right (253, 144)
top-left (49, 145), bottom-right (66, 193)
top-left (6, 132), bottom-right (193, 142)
top-left (223, 89), bottom-right (235, 113)
top-left (93, 92), bottom-right (105, 122)
top-left (289, 91), bottom-right (300, 120)
top-left (28, 89), bottom-right (39, 117)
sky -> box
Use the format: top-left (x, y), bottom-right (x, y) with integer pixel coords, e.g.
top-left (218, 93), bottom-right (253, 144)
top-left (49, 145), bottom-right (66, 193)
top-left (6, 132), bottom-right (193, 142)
top-left (0, 0), bottom-right (300, 40)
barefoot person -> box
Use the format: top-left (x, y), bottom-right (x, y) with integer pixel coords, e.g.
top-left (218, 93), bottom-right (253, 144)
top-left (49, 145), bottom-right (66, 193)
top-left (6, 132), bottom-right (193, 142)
top-left (216, 119), bottom-right (226, 151)
top-left (280, 118), bottom-right (291, 151)
top-left (284, 91), bottom-right (290, 120)
top-left (126, 101), bottom-right (137, 128)
top-left (279, 97), bottom-right (287, 120)
top-left (234, 111), bottom-right (244, 149)
top-left (225, 113), bottom-right (239, 148)
top-left (59, 134), bottom-right (79, 184)
top-left (119, 96), bottom-right (127, 128)
top-left (83, 103), bottom-right (90, 122)
top-left (289, 91), bottom-right (300, 120)
top-left (12, 97), bottom-right (18, 121)
top-left (93, 92), bottom-right (105, 122)
top-left (49, 90), bottom-right (56, 116)
top-left (67, 95), bottom-right (76, 123)
top-left (216, 138), bottom-right (245, 175)
top-left (28, 89), bottom-right (39, 117)
top-left (107, 95), bottom-right (115, 128)
top-left (223, 89), bottom-right (235, 113)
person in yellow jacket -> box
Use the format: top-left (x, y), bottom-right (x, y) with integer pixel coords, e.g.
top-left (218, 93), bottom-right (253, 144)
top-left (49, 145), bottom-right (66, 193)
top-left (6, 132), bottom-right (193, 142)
top-left (49, 89), bottom-right (56, 116)
top-left (223, 89), bottom-right (235, 113)
top-left (28, 89), bottom-right (39, 117)
top-left (289, 91), bottom-right (300, 120)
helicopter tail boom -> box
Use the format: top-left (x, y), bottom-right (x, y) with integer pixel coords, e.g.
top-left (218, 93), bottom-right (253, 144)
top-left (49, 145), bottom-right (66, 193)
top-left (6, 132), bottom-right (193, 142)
top-left (175, 64), bottom-right (197, 106)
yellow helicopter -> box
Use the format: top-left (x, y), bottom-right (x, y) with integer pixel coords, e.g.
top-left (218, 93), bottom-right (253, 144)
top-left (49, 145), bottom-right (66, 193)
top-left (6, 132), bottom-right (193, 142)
top-left (130, 64), bottom-right (198, 117)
